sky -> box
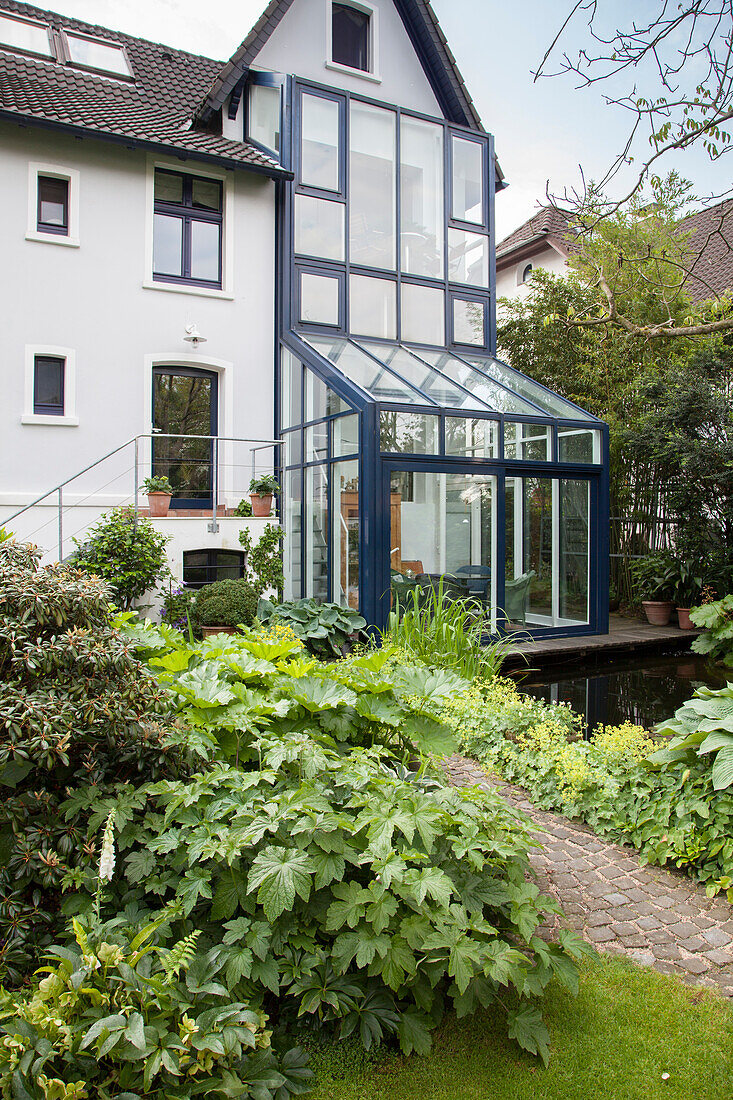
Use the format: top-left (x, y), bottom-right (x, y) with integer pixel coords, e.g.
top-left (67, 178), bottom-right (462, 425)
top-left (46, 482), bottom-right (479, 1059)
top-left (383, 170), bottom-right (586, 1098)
top-left (37, 0), bottom-right (733, 240)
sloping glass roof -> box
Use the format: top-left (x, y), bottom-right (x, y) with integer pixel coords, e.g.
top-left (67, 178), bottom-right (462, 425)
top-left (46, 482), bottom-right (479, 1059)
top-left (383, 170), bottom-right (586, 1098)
top-left (303, 336), bottom-right (597, 421)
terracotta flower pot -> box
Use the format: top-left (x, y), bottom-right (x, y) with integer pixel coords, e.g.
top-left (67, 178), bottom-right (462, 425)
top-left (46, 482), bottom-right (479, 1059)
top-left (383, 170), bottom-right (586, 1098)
top-left (642, 600), bottom-right (673, 626)
top-left (676, 608), bottom-right (694, 630)
top-left (201, 625), bottom-right (239, 638)
top-left (250, 492), bottom-right (273, 517)
top-left (147, 491), bottom-right (172, 518)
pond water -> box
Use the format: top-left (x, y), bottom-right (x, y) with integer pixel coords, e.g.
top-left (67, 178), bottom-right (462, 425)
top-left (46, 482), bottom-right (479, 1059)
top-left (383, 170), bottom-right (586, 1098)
top-left (519, 651), bottom-right (728, 735)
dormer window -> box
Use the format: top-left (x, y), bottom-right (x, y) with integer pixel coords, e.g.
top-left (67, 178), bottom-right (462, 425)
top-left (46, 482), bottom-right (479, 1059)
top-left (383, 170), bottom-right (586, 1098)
top-left (0, 12), bottom-right (52, 58)
top-left (332, 3), bottom-right (370, 72)
top-left (63, 31), bottom-right (133, 78)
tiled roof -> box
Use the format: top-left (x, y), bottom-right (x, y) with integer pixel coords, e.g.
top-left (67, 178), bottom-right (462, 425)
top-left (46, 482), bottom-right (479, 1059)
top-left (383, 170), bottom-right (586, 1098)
top-left (0, 0), bottom-right (288, 176)
top-left (681, 198), bottom-right (733, 303)
top-left (496, 206), bottom-right (573, 259)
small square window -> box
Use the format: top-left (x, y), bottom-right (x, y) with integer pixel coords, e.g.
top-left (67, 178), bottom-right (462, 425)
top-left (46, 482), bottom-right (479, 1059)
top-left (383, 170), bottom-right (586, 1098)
top-left (300, 271), bottom-right (341, 326)
top-left (34, 355), bottom-right (65, 415)
top-left (37, 176), bottom-right (68, 235)
top-left (332, 3), bottom-right (370, 72)
top-left (453, 298), bottom-right (487, 347)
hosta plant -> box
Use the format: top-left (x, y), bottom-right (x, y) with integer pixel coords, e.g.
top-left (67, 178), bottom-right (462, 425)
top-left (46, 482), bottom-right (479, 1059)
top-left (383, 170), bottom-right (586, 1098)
top-left (0, 916), bottom-right (311, 1100)
top-left (64, 739), bottom-right (589, 1065)
top-left (257, 599), bottom-right (367, 658)
top-left (651, 683), bottom-right (733, 790)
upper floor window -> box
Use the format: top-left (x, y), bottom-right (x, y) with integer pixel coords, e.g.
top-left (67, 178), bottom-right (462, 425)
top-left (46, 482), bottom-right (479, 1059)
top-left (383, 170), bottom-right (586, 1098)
top-left (0, 12), bottom-right (52, 58)
top-left (247, 82), bottom-right (281, 157)
top-left (37, 176), bottom-right (68, 235)
top-left (33, 355), bottom-right (65, 416)
top-left (521, 263), bottom-right (533, 283)
top-left (332, 3), bottom-right (370, 72)
top-left (63, 31), bottom-right (132, 78)
top-left (153, 170), bottom-right (223, 288)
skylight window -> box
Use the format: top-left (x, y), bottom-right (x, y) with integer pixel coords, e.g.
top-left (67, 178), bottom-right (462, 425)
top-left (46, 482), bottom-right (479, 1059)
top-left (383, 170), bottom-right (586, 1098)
top-left (0, 12), bottom-right (52, 57)
top-left (64, 31), bottom-right (132, 78)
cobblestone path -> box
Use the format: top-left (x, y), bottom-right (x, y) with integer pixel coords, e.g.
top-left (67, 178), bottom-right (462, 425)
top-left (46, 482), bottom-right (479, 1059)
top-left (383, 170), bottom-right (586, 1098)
top-left (445, 755), bottom-right (733, 996)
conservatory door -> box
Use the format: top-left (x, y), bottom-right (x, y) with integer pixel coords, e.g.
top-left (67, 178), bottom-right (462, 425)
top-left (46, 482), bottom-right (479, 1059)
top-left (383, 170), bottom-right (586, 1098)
top-left (152, 367), bottom-right (218, 508)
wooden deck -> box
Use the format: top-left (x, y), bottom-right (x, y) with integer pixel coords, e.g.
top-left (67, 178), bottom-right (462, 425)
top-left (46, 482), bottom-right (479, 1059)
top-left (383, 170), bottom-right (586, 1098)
top-left (504, 614), bottom-right (702, 668)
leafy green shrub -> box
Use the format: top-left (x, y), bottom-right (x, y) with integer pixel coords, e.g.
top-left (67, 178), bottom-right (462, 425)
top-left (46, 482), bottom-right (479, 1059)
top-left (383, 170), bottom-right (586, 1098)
top-left (67, 738), bottom-right (587, 1065)
top-left (450, 677), bottom-right (733, 898)
top-left (652, 684), bottom-right (733, 790)
top-left (0, 916), bottom-right (311, 1100)
top-left (71, 506), bottom-right (171, 610)
top-left (0, 541), bottom-right (182, 981)
top-left (257, 598), bottom-right (367, 657)
top-left (630, 552), bottom-right (677, 603)
top-left (193, 579), bottom-right (259, 629)
top-left (382, 581), bottom-right (511, 679)
top-left (141, 474), bottom-right (174, 494)
top-left (691, 594), bottom-right (733, 664)
top-left (249, 475), bottom-right (280, 496)
top-left (239, 524), bottom-right (285, 600)
top-left (235, 498), bottom-right (254, 517)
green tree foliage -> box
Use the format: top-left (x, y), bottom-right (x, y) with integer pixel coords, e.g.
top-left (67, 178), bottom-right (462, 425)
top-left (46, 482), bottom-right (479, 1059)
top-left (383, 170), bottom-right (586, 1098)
top-left (71, 506), bottom-right (171, 610)
top-left (0, 541), bottom-right (182, 981)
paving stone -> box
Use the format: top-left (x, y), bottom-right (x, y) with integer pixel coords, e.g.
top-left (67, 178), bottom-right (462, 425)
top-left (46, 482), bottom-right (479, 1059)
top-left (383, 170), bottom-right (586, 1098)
top-left (702, 927), bottom-right (732, 949)
top-left (619, 934), bottom-right (649, 949)
top-left (679, 956), bottom-right (710, 975)
top-left (629, 949), bottom-right (655, 967)
top-left (603, 892), bottom-right (630, 906)
top-left (637, 917), bottom-right (659, 931)
top-left (704, 949), bottom-right (732, 966)
top-left (652, 945), bottom-right (681, 960)
top-left (668, 922), bottom-right (703, 939)
top-left (587, 927), bottom-right (617, 944)
top-left (677, 937), bottom-right (709, 953)
top-left (586, 912), bottom-right (611, 928)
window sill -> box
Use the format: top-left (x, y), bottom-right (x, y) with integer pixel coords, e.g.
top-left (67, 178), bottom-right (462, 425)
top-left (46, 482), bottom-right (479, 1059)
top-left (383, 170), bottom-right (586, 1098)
top-left (142, 280), bottom-right (234, 301)
top-left (25, 231), bottom-right (80, 248)
top-left (21, 414), bottom-right (79, 426)
top-left (325, 60), bottom-right (381, 84)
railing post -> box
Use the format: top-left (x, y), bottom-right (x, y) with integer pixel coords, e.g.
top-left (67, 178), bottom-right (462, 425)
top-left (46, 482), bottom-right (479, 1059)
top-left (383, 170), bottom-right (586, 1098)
top-left (251, 446), bottom-right (256, 485)
top-left (209, 437), bottom-right (220, 533)
top-left (133, 437), bottom-right (139, 527)
top-left (58, 487), bottom-right (63, 562)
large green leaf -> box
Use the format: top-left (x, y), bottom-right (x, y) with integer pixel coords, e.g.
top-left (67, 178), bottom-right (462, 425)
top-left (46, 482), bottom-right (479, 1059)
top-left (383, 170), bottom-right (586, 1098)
top-left (247, 847), bottom-right (314, 920)
top-left (712, 745), bottom-right (733, 790)
top-left (507, 1005), bottom-right (550, 1065)
top-left (282, 677), bottom-right (357, 712)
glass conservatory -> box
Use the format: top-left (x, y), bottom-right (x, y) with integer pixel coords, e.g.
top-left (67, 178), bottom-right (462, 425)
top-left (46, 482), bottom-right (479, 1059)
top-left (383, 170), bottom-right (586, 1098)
top-left (274, 78), bottom-right (609, 638)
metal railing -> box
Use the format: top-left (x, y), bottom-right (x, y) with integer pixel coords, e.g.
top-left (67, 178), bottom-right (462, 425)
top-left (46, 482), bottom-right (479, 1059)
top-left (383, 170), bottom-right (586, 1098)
top-left (4, 433), bottom-right (283, 561)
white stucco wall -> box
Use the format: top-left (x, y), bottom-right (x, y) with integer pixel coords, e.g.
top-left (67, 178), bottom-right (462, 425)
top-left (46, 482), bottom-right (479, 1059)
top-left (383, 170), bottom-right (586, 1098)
top-left (0, 121), bottom-right (278, 567)
top-left (254, 0), bottom-right (442, 115)
top-left (495, 244), bottom-right (568, 308)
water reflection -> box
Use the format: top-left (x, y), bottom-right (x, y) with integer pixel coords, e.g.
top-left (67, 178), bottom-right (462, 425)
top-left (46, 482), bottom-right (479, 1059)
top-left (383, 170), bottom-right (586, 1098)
top-left (520, 652), bottom-right (727, 736)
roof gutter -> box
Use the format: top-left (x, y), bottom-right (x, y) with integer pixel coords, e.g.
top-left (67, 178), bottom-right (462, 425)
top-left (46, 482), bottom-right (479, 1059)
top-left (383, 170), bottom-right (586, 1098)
top-left (0, 109), bottom-right (293, 181)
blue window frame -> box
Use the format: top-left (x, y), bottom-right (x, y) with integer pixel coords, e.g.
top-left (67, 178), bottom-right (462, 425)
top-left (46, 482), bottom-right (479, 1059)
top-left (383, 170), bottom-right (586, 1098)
top-left (34, 355), bottom-right (64, 415)
top-left (37, 176), bottom-right (68, 235)
top-left (153, 170), bottom-right (223, 289)
top-left (246, 71), bottom-right (286, 159)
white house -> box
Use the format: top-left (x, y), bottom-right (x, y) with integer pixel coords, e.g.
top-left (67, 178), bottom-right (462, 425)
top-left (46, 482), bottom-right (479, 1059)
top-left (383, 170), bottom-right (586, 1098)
top-left (0, 0), bottom-right (610, 637)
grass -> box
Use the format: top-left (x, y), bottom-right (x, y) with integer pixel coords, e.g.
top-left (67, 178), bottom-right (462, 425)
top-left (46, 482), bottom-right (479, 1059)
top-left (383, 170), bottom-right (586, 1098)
top-left (307, 956), bottom-right (733, 1100)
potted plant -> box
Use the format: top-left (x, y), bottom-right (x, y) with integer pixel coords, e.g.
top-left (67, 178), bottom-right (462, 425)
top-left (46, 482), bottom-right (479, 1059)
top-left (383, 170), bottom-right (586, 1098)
top-left (249, 474), bottom-right (280, 518)
top-left (141, 475), bottom-right (173, 518)
top-left (669, 557), bottom-right (705, 630)
top-left (631, 552), bottom-right (676, 626)
top-left (192, 578), bottom-right (259, 638)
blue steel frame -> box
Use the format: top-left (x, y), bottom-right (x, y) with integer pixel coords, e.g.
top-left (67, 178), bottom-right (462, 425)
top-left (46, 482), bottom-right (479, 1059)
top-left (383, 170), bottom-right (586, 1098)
top-left (275, 74), bottom-right (610, 640)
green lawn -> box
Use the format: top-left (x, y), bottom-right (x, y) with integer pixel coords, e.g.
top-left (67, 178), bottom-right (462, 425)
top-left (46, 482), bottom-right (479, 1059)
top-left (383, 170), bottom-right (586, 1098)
top-left (308, 956), bottom-right (733, 1100)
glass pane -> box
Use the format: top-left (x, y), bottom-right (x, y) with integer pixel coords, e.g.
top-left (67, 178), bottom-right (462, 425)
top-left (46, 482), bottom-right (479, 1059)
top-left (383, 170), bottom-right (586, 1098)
top-left (284, 429), bottom-right (302, 467)
top-left (0, 13), bottom-right (52, 55)
top-left (350, 101), bottom-right (396, 269)
top-left (190, 220), bottom-right (220, 282)
top-left (462, 355), bottom-right (594, 420)
top-left (452, 136), bottom-right (484, 224)
top-left (306, 466), bottom-right (329, 601)
top-left (301, 93), bottom-right (340, 192)
top-left (504, 422), bottom-right (551, 461)
top-left (307, 336), bottom-right (419, 402)
top-left (295, 194), bottom-right (345, 261)
top-left (300, 272), bottom-right (340, 325)
top-left (153, 372), bottom-right (214, 501)
top-left (38, 177), bottom-right (68, 227)
top-left (248, 83), bottom-right (281, 154)
top-left (401, 283), bottom-right (444, 345)
top-left (285, 469), bottom-right (303, 600)
top-left (332, 413), bottom-right (359, 457)
top-left (305, 422), bottom-right (329, 463)
top-left (558, 429), bottom-right (601, 463)
top-left (154, 170), bottom-right (183, 204)
top-left (66, 33), bottom-right (130, 76)
top-left (400, 116), bottom-right (444, 279)
top-left (359, 342), bottom-right (484, 410)
top-left (415, 349), bottom-right (542, 415)
top-left (281, 349), bottom-right (302, 429)
top-left (448, 228), bottom-right (488, 287)
top-left (34, 357), bottom-right (63, 410)
top-left (192, 178), bottom-right (222, 211)
top-left (305, 367), bottom-right (350, 419)
top-left (380, 412), bottom-right (439, 454)
top-left (332, 3), bottom-right (370, 70)
top-left (390, 472), bottom-right (496, 628)
top-left (153, 214), bottom-right (183, 276)
top-left (453, 298), bottom-right (486, 346)
top-left (333, 460), bottom-right (360, 608)
top-left (560, 479), bottom-right (590, 625)
top-left (350, 274), bottom-right (396, 339)
top-left (505, 476), bottom-right (553, 627)
top-left (446, 417), bottom-right (498, 458)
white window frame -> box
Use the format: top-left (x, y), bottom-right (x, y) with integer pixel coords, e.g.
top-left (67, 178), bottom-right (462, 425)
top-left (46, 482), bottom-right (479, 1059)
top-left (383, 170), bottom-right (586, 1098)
top-left (22, 344), bottom-right (78, 426)
top-left (326, 0), bottom-right (381, 84)
top-left (26, 162), bottom-right (80, 247)
top-left (142, 155), bottom-right (235, 300)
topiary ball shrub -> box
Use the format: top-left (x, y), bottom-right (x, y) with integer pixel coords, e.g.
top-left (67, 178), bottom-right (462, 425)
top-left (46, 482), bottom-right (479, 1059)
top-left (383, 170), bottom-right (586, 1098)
top-left (0, 539), bottom-right (183, 983)
top-left (70, 505), bottom-right (170, 610)
top-left (193, 579), bottom-right (260, 629)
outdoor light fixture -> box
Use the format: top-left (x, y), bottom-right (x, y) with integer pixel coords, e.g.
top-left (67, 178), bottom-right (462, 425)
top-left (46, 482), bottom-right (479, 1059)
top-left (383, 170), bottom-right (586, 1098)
top-left (183, 323), bottom-right (207, 348)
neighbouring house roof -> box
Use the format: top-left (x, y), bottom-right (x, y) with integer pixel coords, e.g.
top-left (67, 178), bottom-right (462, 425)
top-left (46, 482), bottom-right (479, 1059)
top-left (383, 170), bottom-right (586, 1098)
top-left (0, 0), bottom-right (289, 176)
top-left (496, 206), bottom-right (573, 268)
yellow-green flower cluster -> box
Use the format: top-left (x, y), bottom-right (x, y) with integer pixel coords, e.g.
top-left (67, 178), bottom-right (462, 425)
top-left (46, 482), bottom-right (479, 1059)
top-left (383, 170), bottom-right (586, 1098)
top-left (592, 721), bottom-right (657, 762)
top-left (255, 619), bottom-right (304, 649)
